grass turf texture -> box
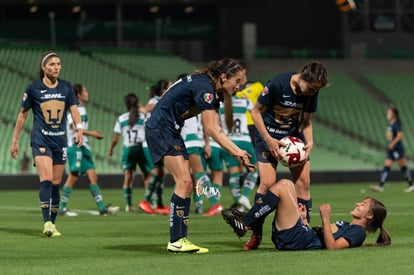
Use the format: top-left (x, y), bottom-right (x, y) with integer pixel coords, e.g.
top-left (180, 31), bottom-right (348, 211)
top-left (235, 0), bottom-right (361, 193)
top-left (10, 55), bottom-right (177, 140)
top-left (0, 182), bottom-right (413, 275)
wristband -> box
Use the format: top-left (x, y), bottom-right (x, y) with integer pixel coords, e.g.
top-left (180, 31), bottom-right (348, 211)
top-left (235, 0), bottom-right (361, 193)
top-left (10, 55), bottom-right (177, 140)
top-left (76, 123), bottom-right (83, 130)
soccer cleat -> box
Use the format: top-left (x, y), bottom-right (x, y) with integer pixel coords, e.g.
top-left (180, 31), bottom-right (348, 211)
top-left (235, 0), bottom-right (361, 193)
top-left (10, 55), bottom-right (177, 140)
top-left (203, 203), bottom-right (223, 217)
top-left (100, 206), bottom-right (120, 216)
top-left (228, 203), bottom-right (244, 213)
top-left (369, 185), bottom-right (384, 193)
top-left (138, 200), bottom-right (155, 214)
top-left (238, 195), bottom-right (252, 210)
top-left (51, 224), bottom-right (62, 237)
top-left (154, 205), bottom-right (170, 215)
top-left (43, 221), bottom-right (54, 237)
top-left (404, 185), bottom-right (414, 193)
top-left (125, 205), bottom-right (135, 212)
top-left (59, 208), bottom-right (78, 217)
top-left (244, 234), bottom-right (262, 251)
top-left (167, 238), bottom-right (209, 254)
top-left (195, 207), bottom-right (204, 214)
top-left (221, 210), bottom-right (247, 237)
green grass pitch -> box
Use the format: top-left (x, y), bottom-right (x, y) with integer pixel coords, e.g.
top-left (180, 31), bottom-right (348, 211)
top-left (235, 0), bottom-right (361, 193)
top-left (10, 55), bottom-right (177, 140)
top-left (0, 182), bottom-right (413, 275)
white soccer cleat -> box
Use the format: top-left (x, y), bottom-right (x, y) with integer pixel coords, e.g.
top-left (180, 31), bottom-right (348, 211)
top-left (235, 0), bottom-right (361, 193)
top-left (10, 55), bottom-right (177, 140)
top-left (369, 185), bottom-right (384, 193)
top-left (60, 208), bottom-right (78, 217)
top-left (238, 195), bottom-right (252, 210)
top-left (404, 185), bottom-right (414, 193)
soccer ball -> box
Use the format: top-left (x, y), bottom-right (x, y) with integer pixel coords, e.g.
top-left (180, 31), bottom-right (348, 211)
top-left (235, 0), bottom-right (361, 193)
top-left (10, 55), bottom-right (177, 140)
top-left (279, 136), bottom-right (306, 168)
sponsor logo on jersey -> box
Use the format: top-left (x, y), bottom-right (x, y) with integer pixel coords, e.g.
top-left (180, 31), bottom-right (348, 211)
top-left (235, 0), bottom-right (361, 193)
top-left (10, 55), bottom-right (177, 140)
top-left (42, 93), bottom-right (65, 99)
top-left (203, 93), bottom-right (214, 104)
top-left (40, 89), bottom-right (48, 93)
top-left (281, 100), bottom-right (304, 108)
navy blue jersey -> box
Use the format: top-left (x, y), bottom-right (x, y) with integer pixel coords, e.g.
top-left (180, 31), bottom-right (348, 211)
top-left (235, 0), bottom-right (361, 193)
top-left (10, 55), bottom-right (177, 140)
top-left (387, 120), bottom-right (403, 150)
top-left (145, 74), bottom-right (219, 134)
top-left (324, 221), bottom-right (366, 248)
top-left (257, 72), bottom-right (318, 139)
top-left (272, 219), bottom-right (366, 250)
top-left (22, 79), bottom-right (78, 148)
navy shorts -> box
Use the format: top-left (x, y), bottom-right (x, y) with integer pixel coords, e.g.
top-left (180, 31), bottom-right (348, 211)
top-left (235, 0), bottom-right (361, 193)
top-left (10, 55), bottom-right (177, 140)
top-left (31, 143), bottom-right (67, 165)
top-left (145, 127), bottom-right (188, 166)
top-left (386, 147), bottom-right (405, 161)
top-left (255, 137), bottom-right (278, 164)
top-left (271, 218), bottom-right (322, 250)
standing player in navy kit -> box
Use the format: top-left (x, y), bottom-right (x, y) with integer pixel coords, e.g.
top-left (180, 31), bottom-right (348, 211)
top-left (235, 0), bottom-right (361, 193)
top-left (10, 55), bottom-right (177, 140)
top-left (370, 106), bottom-right (414, 193)
top-left (237, 62), bottom-right (329, 250)
top-left (145, 58), bottom-right (255, 253)
top-left (10, 52), bottom-right (83, 237)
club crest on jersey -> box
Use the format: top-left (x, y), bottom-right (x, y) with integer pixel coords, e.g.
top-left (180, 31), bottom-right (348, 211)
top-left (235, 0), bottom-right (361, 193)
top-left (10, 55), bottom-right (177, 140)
top-left (203, 93), bottom-right (214, 104)
top-left (261, 87), bottom-right (269, 96)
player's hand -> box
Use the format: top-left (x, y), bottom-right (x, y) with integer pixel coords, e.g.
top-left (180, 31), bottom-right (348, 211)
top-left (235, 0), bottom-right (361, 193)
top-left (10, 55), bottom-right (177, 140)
top-left (319, 204), bottom-right (331, 222)
top-left (204, 144), bottom-right (211, 159)
top-left (303, 141), bottom-right (313, 160)
top-left (10, 143), bottom-right (19, 159)
top-left (237, 151), bottom-right (255, 172)
top-left (266, 137), bottom-right (284, 161)
top-left (92, 130), bottom-right (104, 140)
top-left (298, 203), bottom-right (309, 225)
top-left (75, 130), bottom-right (84, 147)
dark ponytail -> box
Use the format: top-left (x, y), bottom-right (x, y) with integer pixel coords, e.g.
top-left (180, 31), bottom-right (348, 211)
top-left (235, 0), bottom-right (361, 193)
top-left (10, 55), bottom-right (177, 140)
top-left (366, 197), bottom-right (391, 246)
top-left (124, 93), bottom-right (139, 127)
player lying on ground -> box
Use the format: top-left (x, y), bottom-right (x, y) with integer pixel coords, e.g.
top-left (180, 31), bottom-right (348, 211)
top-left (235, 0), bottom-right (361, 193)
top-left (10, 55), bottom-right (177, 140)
top-left (222, 178), bottom-right (391, 250)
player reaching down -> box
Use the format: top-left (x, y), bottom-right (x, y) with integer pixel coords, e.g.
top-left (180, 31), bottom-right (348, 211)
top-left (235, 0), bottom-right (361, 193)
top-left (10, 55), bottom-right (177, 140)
top-left (244, 62), bottom-right (329, 250)
top-left (145, 58), bottom-right (255, 254)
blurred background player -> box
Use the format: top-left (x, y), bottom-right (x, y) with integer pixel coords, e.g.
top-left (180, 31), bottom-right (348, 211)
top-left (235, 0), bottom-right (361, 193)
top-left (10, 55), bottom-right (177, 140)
top-left (370, 106), bottom-right (414, 193)
top-left (220, 88), bottom-right (258, 212)
top-left (202, 133), bottom-right (225, 216)
top-left (181, 114), bottom-right (212, 214)
top-left (108, 93), bottom-right (151, 212)
top-left (60, 83), bottom-right (119, 216)
top-left (10, 52), bottom-right (83, 237)
top-left (235, 62), bottom-right (264, 147)
top-left (138, 79), bottom-right (171, 214)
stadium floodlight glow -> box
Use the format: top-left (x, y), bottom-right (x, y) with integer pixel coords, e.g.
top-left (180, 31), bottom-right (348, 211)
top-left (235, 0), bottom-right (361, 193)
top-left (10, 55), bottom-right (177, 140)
top-left (184, 6), bottom-right (194, 14)
top-left (29, 5), bottom-right (38, 13)
top-left (149, 6), bottom-right (159, 14)
top-left (72, 5), bottom-right (81, 13)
